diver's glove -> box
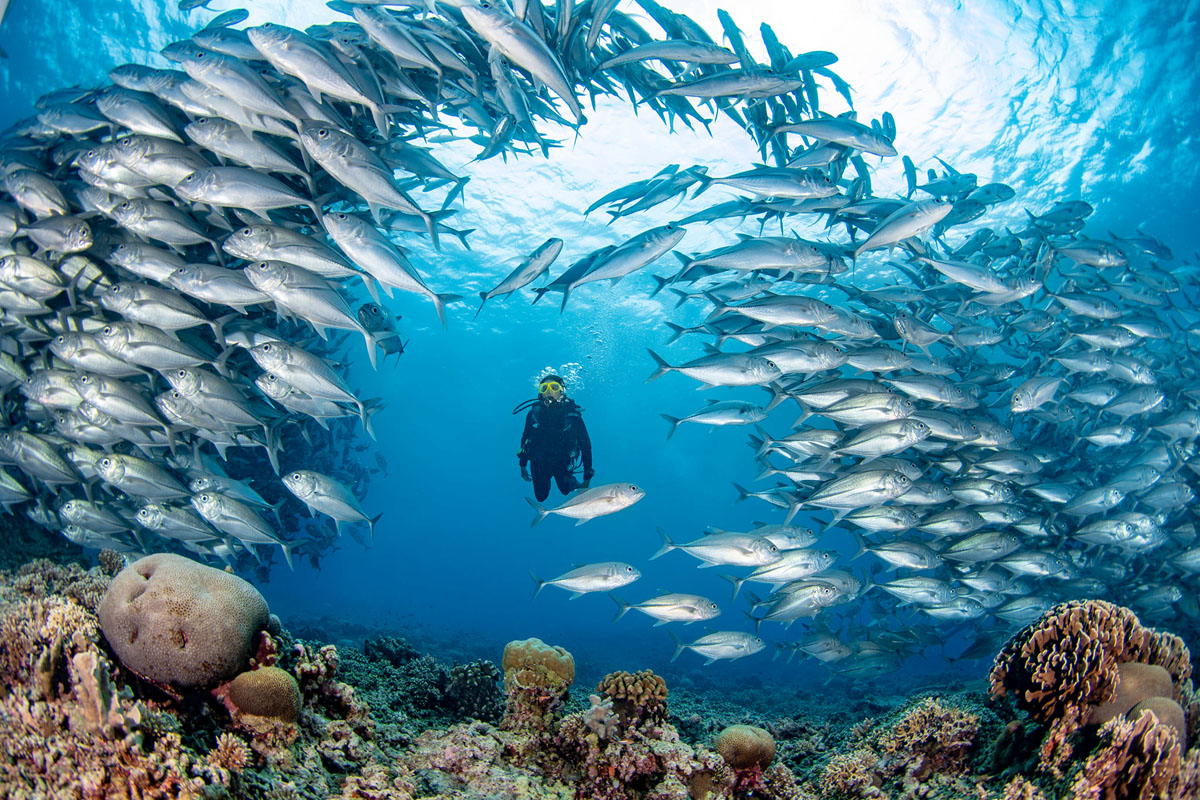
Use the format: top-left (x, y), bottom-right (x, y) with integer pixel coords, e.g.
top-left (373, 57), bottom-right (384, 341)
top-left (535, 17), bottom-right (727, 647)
top-left (520, 465), bottom-right (531, 482)
top-left (581, 469), bottom-right (594, 489)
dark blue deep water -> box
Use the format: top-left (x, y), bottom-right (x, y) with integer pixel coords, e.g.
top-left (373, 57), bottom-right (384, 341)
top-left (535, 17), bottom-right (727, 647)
top-left (1, 0), bottom-right (1198, 690)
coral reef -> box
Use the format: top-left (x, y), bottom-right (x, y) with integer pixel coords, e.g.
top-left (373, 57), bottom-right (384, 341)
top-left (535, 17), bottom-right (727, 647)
top-left (501, 637), bottom-right (575, 731)
top-left (3, 566), bottom-right (1194, 800)
top-left (445, 659), bottom-right (505, 724)
top-left (877, 696), bottom-right (978, 780)
top-left (598, 668), bottom-right (670, 729)
top-left (98, 553), bottom-right (270, 688)
top-left (1068, 709), bottom-right (1181, 800)
top-left (811, 694), bottom-right (984, 799)
top-left (989, 599), bottom-right (1195, 774)
top-left (226, 666), bottom-right (302, 723)
top-left (715, 724), bottom-right (776, 770)
top-left (715, 724), bottom-right (777, 795)
top-left (585, 693), bottom-right (622, 740)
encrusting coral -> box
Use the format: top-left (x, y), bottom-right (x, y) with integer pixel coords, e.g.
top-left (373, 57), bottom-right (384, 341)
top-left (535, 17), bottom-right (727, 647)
top-left (988, 599), bottom-right (1195, 775)
top-left (98, 553), bottom-right (270, 688)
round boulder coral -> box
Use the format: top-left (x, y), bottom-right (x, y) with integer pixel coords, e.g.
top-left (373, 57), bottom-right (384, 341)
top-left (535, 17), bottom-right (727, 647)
top-left (98, 553), bottom-right (270, 688)
top-left (715, 724), bottom-right (775, 770)
top-left (501, 637), bottom-right (574, 692)
top-left (228, 666), bottom-right (301, 722)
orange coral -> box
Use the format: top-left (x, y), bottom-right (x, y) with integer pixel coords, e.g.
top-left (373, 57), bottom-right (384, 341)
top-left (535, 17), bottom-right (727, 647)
top-left (1068, 709), bottom-right (1180, 800)
top-left (988, 600), bottom-right (1193, 774)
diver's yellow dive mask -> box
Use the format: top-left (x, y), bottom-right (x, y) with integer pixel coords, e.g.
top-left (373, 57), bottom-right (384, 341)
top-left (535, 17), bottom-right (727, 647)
top-left (538, 380), bottom-right (563, 399)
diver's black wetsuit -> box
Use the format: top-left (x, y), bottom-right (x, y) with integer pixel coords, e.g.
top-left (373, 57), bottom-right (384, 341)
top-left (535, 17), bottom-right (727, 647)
top-left (518, 398), bottom-right (593, 502)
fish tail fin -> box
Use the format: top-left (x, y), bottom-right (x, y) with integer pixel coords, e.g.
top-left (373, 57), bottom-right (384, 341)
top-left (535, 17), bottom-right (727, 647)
top-left (645, 348), bottom-right (672, 382)
top-left (279, 541), bottom-right (294, 571)
top-left (474, 292), bottom-right (488, 320)
top-left (433, 292), bottom-right (459, 328)
top-left (732, 482), bottom-right (751, 504)
top-left (368, 512), bottom-right (382, 544)
top-left (669, 630), bottom-right (685, 662)
top-left (610, 594), bottom-right (632, 623)
top-left (526, 496), bottom-right (548, 527)
top-left (851, 531), bottom-right (869, 561)
top-left (660, 414), bottom-right (681, 440)
top-left (664, 321), bottom-right (688, 345)
top-left (424, 212), bottom-right (441, 250)
top-left (720, 572), bottom-right (746, 601)
top-left (363, 329), bottom-right (378, 370)
top-left (530, 570), bottom-right (547, 598)
top-left (668, 287), bottom-right (691, 308)
top-left (649, 273), bottom-right (671, 298)
top-left (651, 526), bottom-right (675, 560)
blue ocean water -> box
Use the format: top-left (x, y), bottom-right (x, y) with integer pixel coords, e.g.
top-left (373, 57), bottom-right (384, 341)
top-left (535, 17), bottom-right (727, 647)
top-left (2, 0), bottom-right (1199, 689)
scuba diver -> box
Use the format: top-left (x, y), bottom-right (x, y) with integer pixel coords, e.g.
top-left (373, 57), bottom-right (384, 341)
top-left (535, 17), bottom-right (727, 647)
top-left (515, 374), bottom-right (593, 502)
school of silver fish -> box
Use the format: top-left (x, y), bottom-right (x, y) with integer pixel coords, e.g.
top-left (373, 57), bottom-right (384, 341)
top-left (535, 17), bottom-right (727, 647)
top-left (1, 0), bottom-right (1194, 675)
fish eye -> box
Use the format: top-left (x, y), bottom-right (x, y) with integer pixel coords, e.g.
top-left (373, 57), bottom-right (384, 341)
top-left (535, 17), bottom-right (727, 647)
top-left (196, 51), bottom-right (206, 58)
top-left (102, 326), bottom-right (113, 335)
top-left (240, 227), bottom-right (251, 235)
top-left (317, 128), bottom-right (329, 138)
top-left (100, 458), bottom-right (110, 466)
top-left (624, 565), bottom-right (633, 572)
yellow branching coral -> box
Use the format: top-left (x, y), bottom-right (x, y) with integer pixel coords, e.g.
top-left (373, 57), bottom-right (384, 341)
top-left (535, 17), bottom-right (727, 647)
top-left (596, 668), bottom-right (668, 728)
top-left (207, 732), bottom-right (251, 773)
top-left (877, 696), bottom-right (978, 779)
top-left (819, 748), bottom-right (881, 799)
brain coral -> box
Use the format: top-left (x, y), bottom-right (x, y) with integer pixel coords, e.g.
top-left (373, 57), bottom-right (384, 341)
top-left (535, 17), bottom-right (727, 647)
top-left (596, 668), bottom-right (668, 727)
top-left (714, 724), bottom-right (776, 771)
top-left (98, 553), bottom-right (270, 688)
top-left (228, 666), bottom-right (301, 722)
